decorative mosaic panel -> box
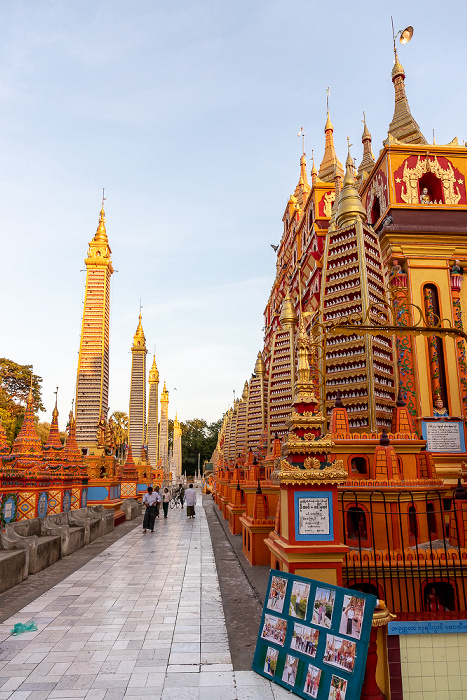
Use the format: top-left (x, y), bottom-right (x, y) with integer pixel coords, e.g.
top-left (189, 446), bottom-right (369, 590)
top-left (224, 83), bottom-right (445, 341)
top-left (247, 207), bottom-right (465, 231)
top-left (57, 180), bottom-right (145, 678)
top-left (48, 489), bottom-right (62, 515)
top-left (122, 483), bottom-right (137, 498)
top-left (71, 487), bottom-right (80, 509)
top-left (17, 491), bottom-right (36, 520)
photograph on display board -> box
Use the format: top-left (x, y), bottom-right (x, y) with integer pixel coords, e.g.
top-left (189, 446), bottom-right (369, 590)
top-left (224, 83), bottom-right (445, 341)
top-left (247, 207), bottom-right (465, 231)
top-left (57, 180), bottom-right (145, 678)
top-left (261, 614), bottom-right (287, 646)
top-left (281, 654), bottom-right (299, 686)
top-left (339, 595), bottom-right (366, 640)
top-left (289, 580), bottom-right (311, 620)
top-left (263, 647), bottom-right (279, 677)
top-left (266, 575), bottom-right (288, 614)
top-left (323, 634), bottom-right (357, 673)
top-left (328, 674), bottom-right (348, 700)
top-left (290, 622), bottom-right (319, 658)
top-left (312, 587), bottom-right (336, 629)
top-left (303, 663), bottom-right (322, 698)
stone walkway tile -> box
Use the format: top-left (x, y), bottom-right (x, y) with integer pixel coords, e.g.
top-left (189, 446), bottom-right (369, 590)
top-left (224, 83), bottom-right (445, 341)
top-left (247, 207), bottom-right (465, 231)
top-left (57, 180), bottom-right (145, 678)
top-left (199, 688), bottom-right (237, 700)
top-left (199, 671), bottom-right (234, 686)
top-left (0, 493), bottom-right (280, 699)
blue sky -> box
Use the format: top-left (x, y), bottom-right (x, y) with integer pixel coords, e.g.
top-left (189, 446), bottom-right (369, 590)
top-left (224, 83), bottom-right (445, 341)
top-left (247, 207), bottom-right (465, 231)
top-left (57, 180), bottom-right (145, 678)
top-left (2, 0), bottom-right (466, 427)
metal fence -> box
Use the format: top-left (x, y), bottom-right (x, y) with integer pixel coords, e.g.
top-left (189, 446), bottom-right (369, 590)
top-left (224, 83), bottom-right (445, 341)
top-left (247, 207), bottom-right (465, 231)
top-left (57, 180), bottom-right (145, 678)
top-left (338, 489), bottom-right (467, 615)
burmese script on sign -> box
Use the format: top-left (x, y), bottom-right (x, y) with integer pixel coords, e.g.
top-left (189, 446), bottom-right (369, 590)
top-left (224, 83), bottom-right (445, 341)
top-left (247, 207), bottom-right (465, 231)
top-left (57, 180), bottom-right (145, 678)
top-left (426, 422), bottom-right (462, 453)
top-left (298, 497), bottom-right (330, 536)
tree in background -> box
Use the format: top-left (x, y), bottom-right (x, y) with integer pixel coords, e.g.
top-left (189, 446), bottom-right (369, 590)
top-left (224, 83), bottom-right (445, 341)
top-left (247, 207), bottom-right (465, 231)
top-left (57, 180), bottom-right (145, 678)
top-left (34, 420), bottom-right (67, 445)
top-left (179, 418), bottom-right (222, 476)
top-left (111, 411), bottom-right (129, 461)
top-left (0, 358), bottom-right (44, 445)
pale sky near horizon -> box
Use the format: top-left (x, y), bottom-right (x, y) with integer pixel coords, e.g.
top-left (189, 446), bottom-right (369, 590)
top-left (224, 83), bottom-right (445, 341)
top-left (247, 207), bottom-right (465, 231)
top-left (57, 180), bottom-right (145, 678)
top-left (2, 0), bottom-right (467, 428)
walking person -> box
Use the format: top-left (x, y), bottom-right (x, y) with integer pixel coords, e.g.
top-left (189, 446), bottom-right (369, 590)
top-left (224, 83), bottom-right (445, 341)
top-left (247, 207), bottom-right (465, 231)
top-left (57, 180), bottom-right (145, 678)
top-left (154, 486), bottom-right (162, 518)
top-left (162, 487), bottom-right (170, 518)
top-left (184, 483), bottom-right (197, 518)
top-left (142, 486), bottom-right (158, 533)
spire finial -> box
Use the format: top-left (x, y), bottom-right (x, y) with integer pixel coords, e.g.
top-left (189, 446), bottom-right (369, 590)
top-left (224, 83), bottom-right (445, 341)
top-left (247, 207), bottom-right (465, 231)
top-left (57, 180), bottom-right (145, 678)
top-left (54, 387), bottom-right (58, 409)
top-left (298, 126), bottom-right (305, 156)
top-left (102, 187), bottom-right (106, 210)
top-left (319, 94), bottom-right (343, 183)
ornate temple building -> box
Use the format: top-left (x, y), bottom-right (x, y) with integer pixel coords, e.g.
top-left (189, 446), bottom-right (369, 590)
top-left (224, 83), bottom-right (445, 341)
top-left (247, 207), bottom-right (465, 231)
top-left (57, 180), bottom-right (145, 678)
top-left (211, 44), bottom-right (467, 630)
top-left (75, 203), bottom-right (113, 449)
top-left (159, 382), bottom-right (169, 474)
top-left (147, 355), bottom-right (160, 465)
top-left (128, 314), bottom-right (147, 459)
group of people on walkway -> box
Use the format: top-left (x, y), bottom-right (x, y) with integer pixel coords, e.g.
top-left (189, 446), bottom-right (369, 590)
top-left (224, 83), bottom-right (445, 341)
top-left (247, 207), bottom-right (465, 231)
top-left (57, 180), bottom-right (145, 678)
top-left (142, 483), bottom-right (197, 532)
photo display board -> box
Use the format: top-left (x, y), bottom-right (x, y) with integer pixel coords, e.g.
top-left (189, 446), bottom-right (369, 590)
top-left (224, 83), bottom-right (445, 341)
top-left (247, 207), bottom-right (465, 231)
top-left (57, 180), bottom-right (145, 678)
top-left (252, 570), bottom-right (377, 699)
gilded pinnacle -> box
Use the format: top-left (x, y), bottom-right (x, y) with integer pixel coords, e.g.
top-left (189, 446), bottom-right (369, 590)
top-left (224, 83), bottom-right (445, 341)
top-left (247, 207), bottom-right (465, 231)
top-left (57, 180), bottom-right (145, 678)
top-left (280, 291), bottom-right (298, 329)
top-left (93, 204), bottom-right (109, 244)
top-left (132, 313), bottom-right (146, 349)
top-left (336, 148), bottom-right (367, 228)
top-left (149, 354), bottom-right (159, 383)
top-left (254, 351), bottom-right (266, 376)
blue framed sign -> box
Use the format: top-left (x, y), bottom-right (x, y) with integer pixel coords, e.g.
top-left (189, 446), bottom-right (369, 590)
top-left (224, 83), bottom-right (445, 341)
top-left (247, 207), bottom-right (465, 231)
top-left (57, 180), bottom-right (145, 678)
top-left (63, 490), bottom-right (71, 512)
top-left (294, 491), bottom-right (334, 542)
top-left (421, 420), bottom-right (465, 453)
top-left (252, 570), bottom-right (376, 699)
top-left (81, 488), bottom-right (88, 508)
top-left (38, 491), bottom-right (48, 518)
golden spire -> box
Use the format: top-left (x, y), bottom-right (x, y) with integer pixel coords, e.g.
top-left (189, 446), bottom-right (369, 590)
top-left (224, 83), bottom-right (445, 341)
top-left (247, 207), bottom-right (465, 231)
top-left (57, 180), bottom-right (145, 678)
top-left (386, 51), bottom-right (426, 144)
top-left (357, 112), bottom-right (375, 182)
top-left (149, 354), bottom-right (159, 383)
top-left (299, 154), bottom-right (308, 186)
top-left (242, 381), bottom-right (249, 400)
top-left (93, 198), bottom-right (109, 244)
top-left (310, 149), bottom-right (317, 185)
top-left (45, 387), bottom-right (62, 449)
top-left (280, 290), bottom-right (298, 329)
top-left (254, 351), bottom-right (266, 376)
top-left (161, 381), bottom-right (169, 401)
top-left (132, 313), bottom-right (146, 349)
top-left (336, 146), bottom-right (367, 229)
top-left (318, 111), bottom-right (344, 183)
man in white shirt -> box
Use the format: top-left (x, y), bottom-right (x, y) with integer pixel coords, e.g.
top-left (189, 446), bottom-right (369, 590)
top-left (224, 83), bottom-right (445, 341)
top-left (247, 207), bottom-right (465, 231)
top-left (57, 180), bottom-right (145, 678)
top-left (142, 487), bottom-right (158, 532)
top-left (184, 484), bottom-right (197, 519)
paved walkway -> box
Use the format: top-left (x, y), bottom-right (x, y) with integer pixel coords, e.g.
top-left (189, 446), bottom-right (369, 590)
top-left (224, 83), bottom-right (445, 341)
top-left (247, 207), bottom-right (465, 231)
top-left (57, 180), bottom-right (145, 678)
top-left (0, 491), bottom-right (288, 699)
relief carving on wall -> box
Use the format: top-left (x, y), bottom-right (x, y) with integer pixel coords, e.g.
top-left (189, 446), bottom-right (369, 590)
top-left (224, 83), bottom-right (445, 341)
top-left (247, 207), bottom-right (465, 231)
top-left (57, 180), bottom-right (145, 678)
top-left (365, 170), bottom-right (388, 223)
top-left (319, 190), bottom-right (335, 218)
top-left (394, 154), bottom-right (466, 205)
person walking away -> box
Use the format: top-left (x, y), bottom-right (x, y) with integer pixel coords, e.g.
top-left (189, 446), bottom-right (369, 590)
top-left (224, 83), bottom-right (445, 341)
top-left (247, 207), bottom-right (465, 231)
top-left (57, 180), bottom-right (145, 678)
top-left (185, 483), bottom-right (197, 518)
top-left (142, 486), bottom-right (158, 533)
top-left (154, 486), bottom-right (162, 518)
top-left (162, 488), bottom-right (170, 518)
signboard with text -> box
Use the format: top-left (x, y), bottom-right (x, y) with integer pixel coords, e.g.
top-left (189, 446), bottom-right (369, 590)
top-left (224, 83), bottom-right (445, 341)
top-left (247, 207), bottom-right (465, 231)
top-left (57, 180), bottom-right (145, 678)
top-left (252, 570), bottom-right (376, 699)
top-left (422, 421), bottom-right (465, 453)
top-left (294, 491), bottom-right (333, 542)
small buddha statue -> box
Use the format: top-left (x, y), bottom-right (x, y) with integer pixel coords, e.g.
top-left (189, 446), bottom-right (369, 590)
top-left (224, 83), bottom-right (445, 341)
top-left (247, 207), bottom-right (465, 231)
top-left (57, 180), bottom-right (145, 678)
top-left (433, 398), bottom-right (449, 419)
top-left (390, 259), bottom-right (402, 277)
top-left (420, 187), bottom-right (431, 204)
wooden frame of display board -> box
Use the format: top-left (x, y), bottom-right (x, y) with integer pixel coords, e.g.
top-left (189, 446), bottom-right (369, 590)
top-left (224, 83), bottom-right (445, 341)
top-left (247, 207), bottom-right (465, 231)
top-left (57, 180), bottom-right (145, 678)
top-left (252, 570), bottom-right (377, 699)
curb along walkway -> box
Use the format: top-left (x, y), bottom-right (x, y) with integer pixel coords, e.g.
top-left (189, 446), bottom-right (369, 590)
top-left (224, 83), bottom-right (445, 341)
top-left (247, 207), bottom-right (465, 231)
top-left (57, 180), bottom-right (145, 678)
top-left (0, 491), bottom-right (289, 699)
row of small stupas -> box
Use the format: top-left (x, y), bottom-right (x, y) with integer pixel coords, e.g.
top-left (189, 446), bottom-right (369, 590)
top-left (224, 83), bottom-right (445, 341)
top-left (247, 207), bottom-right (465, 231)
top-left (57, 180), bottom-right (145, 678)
top-left (0, 387), bottom-right (143, 521)
top-left (73, 200), bottom-right (182, 480)
top-left (213, 45), bottom-right (467, 480)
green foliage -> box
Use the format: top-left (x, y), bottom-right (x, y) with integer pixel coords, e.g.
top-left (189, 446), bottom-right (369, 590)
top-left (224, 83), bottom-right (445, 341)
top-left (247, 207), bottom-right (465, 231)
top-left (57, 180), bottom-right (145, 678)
top-left (178, 418), bottom-right (222, 476)
top-left (0, 359), bottom-right (44, 445)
